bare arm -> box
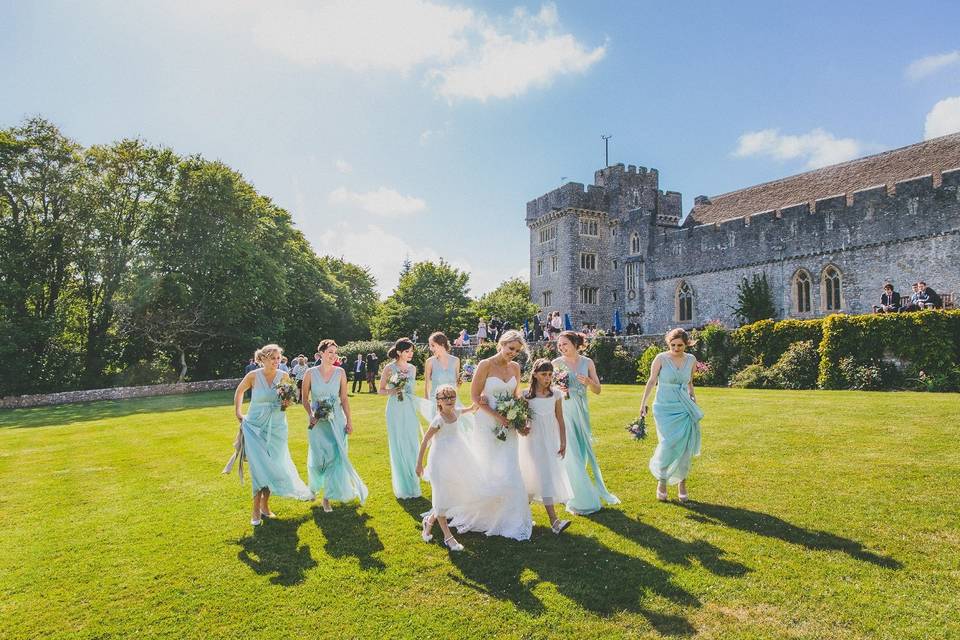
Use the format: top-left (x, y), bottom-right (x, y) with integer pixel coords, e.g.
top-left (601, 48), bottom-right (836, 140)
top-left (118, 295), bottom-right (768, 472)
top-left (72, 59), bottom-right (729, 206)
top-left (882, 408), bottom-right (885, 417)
top-left (378, 363), bottom-right (397, 395)
top-left (233, 372), bottom-right (255, 422)
top-left (301, 368), bottom-right (315, 426)
top-left (339, 368), bottom-right (353, 433)
top-left (423, 357), bottom-right (433, 400)
top-left (688, 356), bottom-right (698, 403)
top-left (415, 426), bottom-right (437, 476)
top-left (510, 362), bottom-right (522, 399)
top-left (554, 394), bottom-right (567, 458)
top-left (639, 355), bottom-right (663, 417)
top-left (583, 358), bottom-right (602, 395)
top-left (454, 357), bottom-right (461, 387)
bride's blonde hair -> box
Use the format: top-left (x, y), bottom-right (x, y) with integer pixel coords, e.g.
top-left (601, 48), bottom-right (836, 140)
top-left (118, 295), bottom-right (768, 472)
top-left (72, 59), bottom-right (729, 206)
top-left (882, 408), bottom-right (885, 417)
top-left (497, 329), bottom-right (530, 359)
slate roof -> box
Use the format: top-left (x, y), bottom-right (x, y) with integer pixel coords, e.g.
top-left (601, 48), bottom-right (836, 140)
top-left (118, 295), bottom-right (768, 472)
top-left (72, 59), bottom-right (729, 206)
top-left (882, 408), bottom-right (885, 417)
top-left (688, 131), bottom-right (960, 225)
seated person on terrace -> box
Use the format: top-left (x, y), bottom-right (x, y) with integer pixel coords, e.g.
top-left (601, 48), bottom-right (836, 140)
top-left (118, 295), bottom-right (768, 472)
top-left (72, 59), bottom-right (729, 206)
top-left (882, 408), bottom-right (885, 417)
top-left (873, 284), bottom-right (901, 313)
top-left (900, 283), bottom-right (922, 312)
top-left (917, 281), bottom-right (943, 309)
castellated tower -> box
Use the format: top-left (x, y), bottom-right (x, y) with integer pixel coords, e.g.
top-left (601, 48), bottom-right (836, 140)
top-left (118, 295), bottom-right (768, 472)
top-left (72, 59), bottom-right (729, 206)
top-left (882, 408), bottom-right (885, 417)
top-left (526, 163), bottom-right (682, 331)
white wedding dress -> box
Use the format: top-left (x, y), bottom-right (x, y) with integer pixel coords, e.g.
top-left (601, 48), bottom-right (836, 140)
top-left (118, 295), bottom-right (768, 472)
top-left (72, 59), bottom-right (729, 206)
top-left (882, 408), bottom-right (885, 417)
top-left (446, 375), bottom-right (533, 541)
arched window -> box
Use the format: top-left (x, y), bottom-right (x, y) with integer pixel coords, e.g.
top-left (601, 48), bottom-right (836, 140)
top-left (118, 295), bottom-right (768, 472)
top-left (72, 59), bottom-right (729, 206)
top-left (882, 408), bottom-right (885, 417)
top-left (792, 269), bottom-right (812, 314)
top-left (630, 233), bottom-right (641, 254)
top-left (821, 266), bottom-right (842, 311)
top-left (677, 281), bottom-right (693, 322)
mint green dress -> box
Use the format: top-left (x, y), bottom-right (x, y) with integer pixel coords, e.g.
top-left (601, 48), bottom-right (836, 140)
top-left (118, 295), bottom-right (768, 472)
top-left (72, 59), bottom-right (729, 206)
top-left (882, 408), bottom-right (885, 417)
top-left (241, 369), bottom-right (313, 500)
top-left (307, 367), bottom-right (368, 505)
top-left (649, 353), bottom-right (703, 484)
top-left (553, 356), bottom-right (620, 514)
top-left (428, 355), bottom-right (459, 400)
top-left (384, 362), bottom-right (422, 499)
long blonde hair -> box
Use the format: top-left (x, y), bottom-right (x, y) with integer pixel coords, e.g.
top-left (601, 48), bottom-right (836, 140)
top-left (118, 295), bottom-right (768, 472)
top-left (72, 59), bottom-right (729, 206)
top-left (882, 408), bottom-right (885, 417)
top-left (497, 329), bottom-right (530, 359)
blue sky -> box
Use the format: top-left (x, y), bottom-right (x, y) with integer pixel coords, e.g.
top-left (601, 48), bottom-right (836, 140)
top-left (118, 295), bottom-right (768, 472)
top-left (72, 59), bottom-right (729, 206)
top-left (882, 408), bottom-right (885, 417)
top-left (4, 1), bottom-right (960, 295)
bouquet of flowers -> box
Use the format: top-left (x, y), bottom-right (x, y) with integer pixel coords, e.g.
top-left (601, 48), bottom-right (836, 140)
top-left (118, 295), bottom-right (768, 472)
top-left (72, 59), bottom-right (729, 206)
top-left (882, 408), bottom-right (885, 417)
top-left (491, 393), bottom-right (530, 441)
top-left (626, 416), bottom-right (647, 440)
top-left (311, 396), bottom-right (336, 429)
top-left (387, 368), bottom-right (411, 401)
top-left (461, 361), bottom-right (477, 383)
top-left (552, 364), bottom-right (571, 399)
top-left (274, 379), bottom-right (298, 411)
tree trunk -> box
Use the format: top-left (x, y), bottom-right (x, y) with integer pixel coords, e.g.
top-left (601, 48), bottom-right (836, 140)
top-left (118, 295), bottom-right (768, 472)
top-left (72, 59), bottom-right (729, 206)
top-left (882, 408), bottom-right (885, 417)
top-left (178, 346), bottom-right (188, 383)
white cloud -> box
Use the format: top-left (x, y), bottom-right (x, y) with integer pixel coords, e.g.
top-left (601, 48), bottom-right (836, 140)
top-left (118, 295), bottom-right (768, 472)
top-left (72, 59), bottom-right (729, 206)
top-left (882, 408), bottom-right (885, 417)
top-left (176, 1), bottom-right (604, 102)
top-left (925, 96), bottom-right (960, 139)
top-left (906, 51), bottom-right (960, 81)
top-left (328, 186), bottom-right (427, 217)
top-left (251, 0), bottom-right (474, 72)
top-left (733, 128), bottom-right (864, 169)
top-left (334, 159), bottom-right (353, 174)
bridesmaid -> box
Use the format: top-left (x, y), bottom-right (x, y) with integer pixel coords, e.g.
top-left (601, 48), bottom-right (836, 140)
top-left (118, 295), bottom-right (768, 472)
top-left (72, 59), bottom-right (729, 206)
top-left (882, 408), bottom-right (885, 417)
top-left (640, 328), bottom-right (704, 503)
top-left (301, 339), bottom-right (369, 512)
top-left (232, 344), bottom-right (313, 526)
top-left (553, 331), bottom-right (620, 515)
top-left (379, 337), bottom-right (422, 499)
top-left (424, 331), bottom-right (460, 405)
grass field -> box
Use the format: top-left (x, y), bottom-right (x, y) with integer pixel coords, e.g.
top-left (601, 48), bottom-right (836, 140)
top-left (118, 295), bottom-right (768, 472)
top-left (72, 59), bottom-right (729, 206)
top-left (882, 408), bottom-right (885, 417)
top-left (1, 384), bottom-right (958, 639)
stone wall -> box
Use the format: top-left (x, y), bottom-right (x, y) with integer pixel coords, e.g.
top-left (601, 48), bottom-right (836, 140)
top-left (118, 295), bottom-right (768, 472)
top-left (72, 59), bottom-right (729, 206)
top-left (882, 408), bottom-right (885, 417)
top-left (0, 378), bottom-right (242, 409)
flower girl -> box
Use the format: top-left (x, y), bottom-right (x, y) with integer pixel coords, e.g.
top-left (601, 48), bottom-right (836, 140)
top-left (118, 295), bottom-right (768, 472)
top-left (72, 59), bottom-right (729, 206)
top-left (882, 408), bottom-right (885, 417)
top-left (415, 385), bottom-right (480, 551)
top-left (519, 359), bottom-right (573, 534)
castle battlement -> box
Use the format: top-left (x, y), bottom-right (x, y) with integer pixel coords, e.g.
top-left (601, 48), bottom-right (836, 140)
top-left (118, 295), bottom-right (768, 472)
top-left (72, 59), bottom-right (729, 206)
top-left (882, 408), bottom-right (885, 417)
top-left (525, 181), bottom-right (608, 221)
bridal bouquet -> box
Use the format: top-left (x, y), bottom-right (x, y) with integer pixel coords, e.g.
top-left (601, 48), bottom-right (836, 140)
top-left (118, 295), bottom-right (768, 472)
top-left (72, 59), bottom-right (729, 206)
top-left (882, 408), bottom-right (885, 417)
top-left (626, 416), bottom-right (647, 440)
top-left (552, 364), bottom-right (571, 399)
top-left (311, 396), bottom-right (336, 428)
top-left (491, 393), bottom-right (530, 441)
top-left (387, 369), bottom-right (411, 401)
top-left (274, 379), bottom-right (298, 411)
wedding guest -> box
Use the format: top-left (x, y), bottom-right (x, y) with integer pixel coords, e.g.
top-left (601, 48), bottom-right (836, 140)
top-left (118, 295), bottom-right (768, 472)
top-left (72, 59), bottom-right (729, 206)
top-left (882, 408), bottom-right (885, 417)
top-left (415, 385), bottom-right (480, 551)
top-left (302, 339), bottom-right (368, 511)
top-left (292, 355), bottom-right (308, 394)
top-left (366, 352), bottom-right (380, 393)
top-left (901, 283), bottom-right (922, 312)
top-left (873, 284), bottom-right (901, 313)
top-left (476, 318), bottom-right (488, 343)
top-left (243, 355), bottom-right (259, 400)
top-left (350, 354), bottom-right (366, 394)
top-left (519, 359), bottom-right (572, 534)
top-left (549, 311), bottom-right (563, 340)
top-left (553, 331), bottom-right (619, 514)
top-left (232, 344), bottom-right (313, 526)
top-left (279, 356), bottom-right (289, 373)
top-left (918, 281), bottom-right (943, 309)
top-left (313, 351), bottom-right (322, 367)
top-left (454, 329), bottom-right (469, 347)
top-left (379, 338), bottom-right (421, 499)
top-left (639, 328), bottom-right (704, 503)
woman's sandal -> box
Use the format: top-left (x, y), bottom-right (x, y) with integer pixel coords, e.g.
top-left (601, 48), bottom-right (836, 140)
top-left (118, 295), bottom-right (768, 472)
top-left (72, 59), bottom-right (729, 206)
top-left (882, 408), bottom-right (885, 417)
top-left (551, 519), bottom-right (571, 535)
top-left (322, 498), bottom-right (333, 513)
top-left (656, 483), bottom-right (668, 502)
top-left (421, 516), bottom-right (433, 542)
top-left (677, 483), bottom-right (689, 503)
top-left (444, 536), bottom-right (464, 551)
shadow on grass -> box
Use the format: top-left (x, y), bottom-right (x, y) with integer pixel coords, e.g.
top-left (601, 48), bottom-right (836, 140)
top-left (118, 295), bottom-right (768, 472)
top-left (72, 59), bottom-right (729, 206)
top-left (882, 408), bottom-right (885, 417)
top-left (235, 514), bottom-right (316, 586)
top-left (587, 510), bottom-right (750, 578)
top-left (397, 496), bottom-right (433, 524)
top-left (448, 528), bottom-right (699, 636)
top-left (0, 390), bottom-right (234, 429)
top-left (312, 505), bottom-right (386, 571)
top-left (682, 502), bottom-right (902, 569)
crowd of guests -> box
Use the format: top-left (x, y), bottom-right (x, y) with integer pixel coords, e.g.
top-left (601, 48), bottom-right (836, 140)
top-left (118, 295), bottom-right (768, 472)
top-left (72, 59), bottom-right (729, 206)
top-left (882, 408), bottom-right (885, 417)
top-left (873, 281), bottom-right (946, 313)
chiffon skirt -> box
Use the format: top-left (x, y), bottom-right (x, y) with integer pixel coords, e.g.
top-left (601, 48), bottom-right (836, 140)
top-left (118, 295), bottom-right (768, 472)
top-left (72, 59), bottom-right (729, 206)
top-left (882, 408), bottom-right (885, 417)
top-left (242, 405), bottom-right (313, 500)
top-left (385, 395), bottom-right (422, 498)
top-left (561, 393), bottom-right (620, 514)
top-left (307, 410), bottom-right (368, 504)
top-left (649, 383), bottom-right (703, 484)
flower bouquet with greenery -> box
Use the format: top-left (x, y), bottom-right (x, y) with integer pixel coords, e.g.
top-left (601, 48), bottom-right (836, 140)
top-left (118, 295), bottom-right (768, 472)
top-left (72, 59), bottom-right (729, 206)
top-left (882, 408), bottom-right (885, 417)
top-left (626, 416), bottom-right (647, 440)
top-left (492, 393), bottom-right (530, 441)
top-left (552, 364), bottom-right (570, 398)
top-left (311, 396), bottom-right (336, 429)
top-left (274, 378), bottom-right (298, 411)
top-left (388, 369), bottom-right (411, 401)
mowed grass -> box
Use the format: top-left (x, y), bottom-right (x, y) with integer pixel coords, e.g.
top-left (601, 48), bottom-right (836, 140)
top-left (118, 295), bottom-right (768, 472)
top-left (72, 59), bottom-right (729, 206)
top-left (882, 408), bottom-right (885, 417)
top-left (1, 385), bottom-right (958, 640)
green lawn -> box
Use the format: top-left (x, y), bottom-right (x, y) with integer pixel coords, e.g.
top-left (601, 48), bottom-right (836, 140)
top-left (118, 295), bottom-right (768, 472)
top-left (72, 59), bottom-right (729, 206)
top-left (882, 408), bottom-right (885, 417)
top-left (1, 385), bottom-right (958, 639)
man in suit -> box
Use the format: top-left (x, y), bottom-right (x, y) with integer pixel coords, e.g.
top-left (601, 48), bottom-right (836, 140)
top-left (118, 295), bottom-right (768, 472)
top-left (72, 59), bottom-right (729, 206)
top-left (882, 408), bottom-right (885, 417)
top-left (917, 281), bottom-right (942, 309)
top-left (350, 354), bottom-right (366, 394)
top-left (873, 284), bottom-right (901, 313)
top-left (366, 353), bottom-right (380, 393)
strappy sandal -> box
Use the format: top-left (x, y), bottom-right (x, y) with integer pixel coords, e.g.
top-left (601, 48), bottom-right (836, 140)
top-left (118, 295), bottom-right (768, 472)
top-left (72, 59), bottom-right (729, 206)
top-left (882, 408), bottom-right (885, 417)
top-left (322, 498), bottom-right (333, 513)
top-left (551, 519), bottom-right (571, 535)
top-left (444, 536), bottom-right (464, 551)
top-left (421, 515), bottom-right (433, 542)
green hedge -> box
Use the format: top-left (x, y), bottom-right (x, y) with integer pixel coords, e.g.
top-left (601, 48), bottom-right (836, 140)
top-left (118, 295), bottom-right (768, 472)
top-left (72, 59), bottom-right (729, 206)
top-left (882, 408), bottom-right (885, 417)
top-left (731, 318), bottom-right (824, 367)
top-left (817, 310), bottom-right (960, 390)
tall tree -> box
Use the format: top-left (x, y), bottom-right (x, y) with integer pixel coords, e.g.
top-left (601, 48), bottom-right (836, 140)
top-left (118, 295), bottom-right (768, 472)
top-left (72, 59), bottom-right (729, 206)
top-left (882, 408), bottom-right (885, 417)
top-left (75, 139), bottom-right (176, 383)
top-left (732, 273), bottom-right (776, 325)
top-left (0, 118), bottom-right (84, 393)
top-left (370, 260), bottom-right (471, 340)
top-left (318, 255), bottom-right (378, 340)
top-left (470, 277), bottom-right (539, 330)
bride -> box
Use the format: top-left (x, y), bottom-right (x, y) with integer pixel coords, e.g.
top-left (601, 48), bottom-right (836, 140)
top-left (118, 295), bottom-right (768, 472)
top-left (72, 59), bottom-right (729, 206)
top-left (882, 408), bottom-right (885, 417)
top-left (446, 330), bottom-right (533, 541)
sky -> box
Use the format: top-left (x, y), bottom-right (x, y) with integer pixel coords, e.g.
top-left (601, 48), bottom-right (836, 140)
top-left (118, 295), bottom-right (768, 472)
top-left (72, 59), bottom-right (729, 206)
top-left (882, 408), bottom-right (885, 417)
top-left (4, 1), bottom-right (960, 296)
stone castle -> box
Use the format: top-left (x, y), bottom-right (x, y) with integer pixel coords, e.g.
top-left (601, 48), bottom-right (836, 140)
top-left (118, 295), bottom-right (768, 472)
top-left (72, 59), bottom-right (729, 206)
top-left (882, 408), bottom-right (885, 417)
top-left (527, 132), bottom-right (960, 333)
